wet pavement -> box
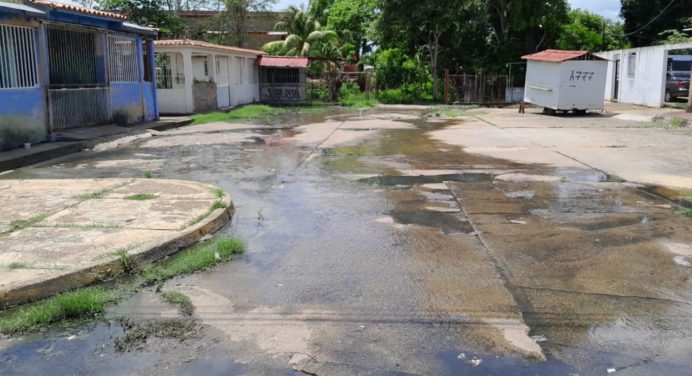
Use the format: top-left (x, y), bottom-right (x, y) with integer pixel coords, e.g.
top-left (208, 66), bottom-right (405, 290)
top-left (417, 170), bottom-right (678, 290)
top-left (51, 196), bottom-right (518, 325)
top-left (1, 106), bottom-right (691, 375)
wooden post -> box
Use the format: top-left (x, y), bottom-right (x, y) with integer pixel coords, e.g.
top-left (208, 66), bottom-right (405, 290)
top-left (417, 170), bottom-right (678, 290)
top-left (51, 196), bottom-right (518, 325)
top-left (444, 69), bottom-right (449, 104)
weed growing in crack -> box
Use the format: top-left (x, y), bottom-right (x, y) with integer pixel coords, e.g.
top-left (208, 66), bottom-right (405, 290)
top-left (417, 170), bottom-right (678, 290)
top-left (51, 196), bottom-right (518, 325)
top-left (676, 208), bottom-right (692, 218)
top-left (161, 291), bottom-right (194, 316)
top-left (124, 193), bottom-right (158, 201)
top-left (74, 189), bottom-right (111, 201)
top-left (257, 208), bottom-right (265, 223)
top-left (5, 213), bottom-right (50, 234)
top-left (212, 188), bottom-right (225, 198)
top-left (186, 200), bottom-right (228, 228)
top-left (6, 262), bottom-right (29, 270)
top-left (143, 172), bottom-right (153, 178)
top-left (117, 249), bottom-right (136, 274)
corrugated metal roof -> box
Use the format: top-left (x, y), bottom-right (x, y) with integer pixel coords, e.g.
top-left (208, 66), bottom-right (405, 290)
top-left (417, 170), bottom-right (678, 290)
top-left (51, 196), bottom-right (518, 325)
top-left (155, 39), bottom-right (264, 56)
top-left (522, 49), bottom-right (606, 62)
top-left (31, 0), bottom-right (127, 20)
top-left (258, 56), bottom-right (309, 68)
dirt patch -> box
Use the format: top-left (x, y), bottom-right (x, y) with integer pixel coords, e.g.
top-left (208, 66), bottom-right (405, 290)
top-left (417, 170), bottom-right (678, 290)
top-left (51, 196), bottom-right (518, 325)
top-left (114, 317), bottom-right (202, 352)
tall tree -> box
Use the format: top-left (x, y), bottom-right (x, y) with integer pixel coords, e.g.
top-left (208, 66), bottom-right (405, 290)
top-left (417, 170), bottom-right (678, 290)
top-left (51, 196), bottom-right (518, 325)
top-left (487, 0), bottom-right (569, 62)
top-left (100, 0), bottom-right (187, 37)
top-left (621, 0), bottom-right (692, 47)
top-left (376, 0), bottom-right (460, 99)
top-left (261, 6), bottom-right (339, 57)
top-left (557, 9), bottom-right (629, 51)
top-left (214, 0), bottom-right (277, 47)
top-left (325, 0), bottom-right (377, 59)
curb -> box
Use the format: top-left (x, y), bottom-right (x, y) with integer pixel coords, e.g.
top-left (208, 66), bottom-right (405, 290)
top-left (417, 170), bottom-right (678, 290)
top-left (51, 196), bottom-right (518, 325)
top-left (0, 118), bottom-right (192, 173)
top-left (0, 193), bottom-right (234, 308)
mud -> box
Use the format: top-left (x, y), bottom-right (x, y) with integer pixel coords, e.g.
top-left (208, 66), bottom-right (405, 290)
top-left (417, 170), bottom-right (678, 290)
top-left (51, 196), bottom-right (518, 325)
top-left (1, 106), bottom-right (691, 375)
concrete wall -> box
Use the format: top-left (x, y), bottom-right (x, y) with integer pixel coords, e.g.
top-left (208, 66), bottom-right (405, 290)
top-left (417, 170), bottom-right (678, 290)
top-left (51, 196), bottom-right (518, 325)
top-left (155, 46), bottom-right (260, 114)
top-left (597, 42), bottom-right (692, 107)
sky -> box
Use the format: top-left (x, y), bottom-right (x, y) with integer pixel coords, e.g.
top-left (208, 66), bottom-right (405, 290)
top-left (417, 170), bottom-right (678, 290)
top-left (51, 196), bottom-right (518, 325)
top-left (271, 0), bottom-right (623, 20)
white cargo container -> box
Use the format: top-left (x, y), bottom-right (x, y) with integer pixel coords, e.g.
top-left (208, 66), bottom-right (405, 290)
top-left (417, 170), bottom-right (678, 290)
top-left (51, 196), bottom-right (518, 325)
top-left (522, 50), bottom-right (608, 114)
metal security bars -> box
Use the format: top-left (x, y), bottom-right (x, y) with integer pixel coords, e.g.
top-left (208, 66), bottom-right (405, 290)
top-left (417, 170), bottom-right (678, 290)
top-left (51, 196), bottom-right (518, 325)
top-left (108, 36), bottom-right (139, 82)
top-left (47, 26), bottom-right (98, 86)
top-left (48, 87), bottom-right (110, 130)
top-left (0, 24), bottom-right (38, 89)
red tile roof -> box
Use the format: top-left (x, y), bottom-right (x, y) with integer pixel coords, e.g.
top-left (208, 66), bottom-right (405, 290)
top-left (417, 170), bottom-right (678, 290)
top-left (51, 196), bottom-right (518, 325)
top-left (31, 0), bottom-right (127, 20)
top-left (155, 39), bottom-right (264, 56)
top-left (522, 49), bottom-right (606, 63)
top-left (258, 56), bottom-right (309, 68)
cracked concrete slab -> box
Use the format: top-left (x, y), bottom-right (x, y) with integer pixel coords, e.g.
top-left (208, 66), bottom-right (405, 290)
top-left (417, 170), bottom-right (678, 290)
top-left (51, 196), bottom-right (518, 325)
top-left (0, 178), bottom-right (233, 306)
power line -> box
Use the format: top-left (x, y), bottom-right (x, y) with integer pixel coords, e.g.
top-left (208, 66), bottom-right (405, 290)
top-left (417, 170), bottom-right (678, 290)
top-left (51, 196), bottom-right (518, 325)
top-left (623, 0), bottom-right (676, 37)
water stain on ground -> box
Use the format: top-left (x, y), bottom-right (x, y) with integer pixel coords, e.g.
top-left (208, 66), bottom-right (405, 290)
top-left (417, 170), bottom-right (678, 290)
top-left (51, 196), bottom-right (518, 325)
top-left (1, 106), bottom-right (691, 375)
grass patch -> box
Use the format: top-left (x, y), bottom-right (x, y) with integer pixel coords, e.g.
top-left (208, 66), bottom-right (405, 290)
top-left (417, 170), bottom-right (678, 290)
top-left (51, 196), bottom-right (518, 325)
top-left (142, 236), bottom-right (245, 287)
top-left (670, 118), bottom-right (687, 128)
top-left (0, 287), bottom-right (117, 335)
top-left (6, 262), bottom-right (29, 270)
top-left (143, 172), bottom-right (153, 179)
top-left (186, 200), bottom-right (228, 228)
top-left (675, 208), bottom-right (692, 218)
top-left (117, 249), bottom-right (136, 274)
top-left (161, 291), bottom-right (194, 316)
top-left (192, 105), bottom-right (285, 124)
top-left (5, 213), bottom-right (50, 233)
top-left (74, 189), bottom-right (110, 201)
top-left (33, 222), bottom-right (122, 229)
top-left (211, 188), bottom-right (225, 199)
top-left (124, 193), bottom-right (158, 201)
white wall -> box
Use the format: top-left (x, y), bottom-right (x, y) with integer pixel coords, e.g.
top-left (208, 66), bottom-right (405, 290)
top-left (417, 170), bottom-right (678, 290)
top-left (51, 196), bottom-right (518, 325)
top-left (524, 61), bottom-right (561, 109)
top-left (557, 60), bottom-right (608, 110)
top-left (154, 45), bottom-right (260, 114)
top-left (597, 42), bottom-right (692, 107)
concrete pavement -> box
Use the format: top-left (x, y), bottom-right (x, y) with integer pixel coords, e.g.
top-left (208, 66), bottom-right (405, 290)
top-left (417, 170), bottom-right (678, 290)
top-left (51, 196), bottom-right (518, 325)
top-left (0, 178), bottom-right (232, 307)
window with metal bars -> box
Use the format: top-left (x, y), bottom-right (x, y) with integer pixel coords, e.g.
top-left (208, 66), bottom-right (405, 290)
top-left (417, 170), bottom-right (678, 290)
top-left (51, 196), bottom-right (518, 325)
top-left (108, 36), bottom-right (139, 82)
top-left (0, 24), bottom-right (38, 89)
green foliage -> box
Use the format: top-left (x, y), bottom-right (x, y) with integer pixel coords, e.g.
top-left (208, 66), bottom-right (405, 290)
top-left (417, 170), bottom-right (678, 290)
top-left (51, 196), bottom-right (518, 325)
top-left (143, 172), bottom-right (153, 179)
top-left (100, 0), bottom-right (186, 38)
top-left (6, 213), bottom-right (50, 234)
top-left (141, 236), bottom-right (245, 287)
top-left (374, 48), bottom-right (432, 102)
top-left (0, 288), bottom-right (117, 335)
top-left (378, 88), bottom-right (432, 104)
top-left (191, 105), bottom-right (285, 124)
top-left (655, 29), bottom-right (692, 45)
top-left (557, 9), bottom-right (630, 51)
top-left (621, 0), bottom-right (692, 47)
top-left (262, 6), bottom-right (340, 57)
top-left (676, 208), bottom-right (692, 218)
top-left (116, 249), bottom-right (136, 274)
top-left (74, 189), bottom-right (110, 201)
top-left (339, 81), bottom-right (377, 107)
top-left (325, 0), bottom-right (377, 59)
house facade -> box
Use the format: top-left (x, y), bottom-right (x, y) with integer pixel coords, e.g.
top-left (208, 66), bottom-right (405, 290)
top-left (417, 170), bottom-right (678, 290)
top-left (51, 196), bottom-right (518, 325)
top-left (154, 39), bottom-right (263, 114)
top-left (0, 0), bottom-right (158, 150)
top-left (258, 56), bottom-right (308, 103)
top-left (597, 42), bottom-right (692, 107)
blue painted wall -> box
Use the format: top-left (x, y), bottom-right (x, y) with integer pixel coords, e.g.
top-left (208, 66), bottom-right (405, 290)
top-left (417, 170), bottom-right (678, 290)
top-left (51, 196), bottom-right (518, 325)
top-left (111, 82), bottom-right (144, 122)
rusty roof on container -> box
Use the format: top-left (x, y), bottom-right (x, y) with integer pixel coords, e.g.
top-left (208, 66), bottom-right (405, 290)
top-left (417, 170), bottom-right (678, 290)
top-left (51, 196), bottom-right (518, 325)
top-left (257, 56), bottom-right (309, 68)
top-left (522, 49), bottom-right (606, 62)
top-left (30, 0), bottom-right (127, 20)
top-left (155, 39), bottom-right (264, 56)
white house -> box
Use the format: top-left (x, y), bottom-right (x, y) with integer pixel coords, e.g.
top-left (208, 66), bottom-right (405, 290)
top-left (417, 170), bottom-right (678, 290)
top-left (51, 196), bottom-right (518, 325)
top-left (153, 39), bottom-right (263, 114)
top-left (596, 42), bottom-right (692, 107)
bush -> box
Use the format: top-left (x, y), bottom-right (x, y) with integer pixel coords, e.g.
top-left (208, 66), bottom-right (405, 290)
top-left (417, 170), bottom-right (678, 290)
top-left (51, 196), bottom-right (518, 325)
top-left (373, 48), bottom-right (433, 104)
top-left (339, 81), bottom-right (377, 107)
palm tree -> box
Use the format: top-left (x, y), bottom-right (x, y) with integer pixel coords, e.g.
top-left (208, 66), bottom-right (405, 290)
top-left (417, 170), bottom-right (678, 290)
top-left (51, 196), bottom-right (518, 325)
top-left (261, 6), bottom-right (339, 57)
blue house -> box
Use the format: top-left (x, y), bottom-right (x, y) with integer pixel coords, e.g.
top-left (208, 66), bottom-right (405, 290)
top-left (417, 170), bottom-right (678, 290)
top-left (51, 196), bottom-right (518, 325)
top-left (0, 0), bottom-right (158, 151)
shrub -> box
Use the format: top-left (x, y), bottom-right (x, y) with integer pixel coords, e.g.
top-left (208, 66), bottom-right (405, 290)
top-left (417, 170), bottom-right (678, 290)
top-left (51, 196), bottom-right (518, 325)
top-left (339, 81), bottom-right (377, 107)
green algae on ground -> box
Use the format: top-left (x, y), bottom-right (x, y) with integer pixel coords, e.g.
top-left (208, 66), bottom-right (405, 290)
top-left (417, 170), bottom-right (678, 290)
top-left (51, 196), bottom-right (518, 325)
top-left (192, 105), bottom-right (285, 124)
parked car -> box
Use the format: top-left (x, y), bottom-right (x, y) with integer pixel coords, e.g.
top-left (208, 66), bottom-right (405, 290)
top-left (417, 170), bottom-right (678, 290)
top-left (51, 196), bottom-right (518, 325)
top-left (665, 71), bottom-right (690, 102)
